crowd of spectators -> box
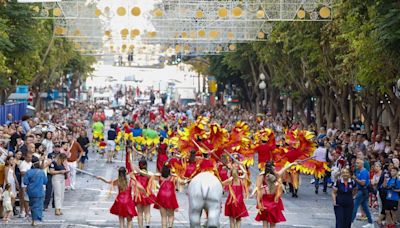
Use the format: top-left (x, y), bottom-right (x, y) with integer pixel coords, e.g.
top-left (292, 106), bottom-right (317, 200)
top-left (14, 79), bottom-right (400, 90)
top-left (0, 104), bottom-right (90, 226)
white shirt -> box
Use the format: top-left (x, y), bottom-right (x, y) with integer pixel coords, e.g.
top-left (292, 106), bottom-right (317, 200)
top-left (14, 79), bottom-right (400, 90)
top-left (19, 160), bottom-right (32, 188)
top-left (363, 140), bottom-right (369, 147)
top-left (374, 141), bottom-right (385, 152)
top-left (327, 128), bottom-right (337, 137)
top-left (313, 147), bottom-right (327, 162)
top-left (42, 139), bottom-right (54, 154)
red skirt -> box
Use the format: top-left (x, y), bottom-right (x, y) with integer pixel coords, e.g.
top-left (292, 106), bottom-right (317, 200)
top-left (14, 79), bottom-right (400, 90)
top-left (224, 185), bottom-right (248, 218)
top-left (134, 175), bottom-right (156, 206)
top-left (110, 187), bottom-right (137, 218)
top-left (157, 153), bottom-right (168, 171)
top-left (154, 179), bottom-right (179, 210)
top-left (255, 194), bottom-right (285, 223)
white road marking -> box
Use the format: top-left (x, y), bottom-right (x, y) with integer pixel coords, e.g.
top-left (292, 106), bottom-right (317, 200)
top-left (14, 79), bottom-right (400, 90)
top-left (86, 219), bottom-right (107, 223)
top-left (88, 207), bottom-right (109, 210)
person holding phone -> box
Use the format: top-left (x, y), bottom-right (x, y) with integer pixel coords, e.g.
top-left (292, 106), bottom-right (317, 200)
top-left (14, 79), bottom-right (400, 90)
top-left (49, 153), bottom-right (69, 216)
top-left (383, 167), bottom-right (400, 228)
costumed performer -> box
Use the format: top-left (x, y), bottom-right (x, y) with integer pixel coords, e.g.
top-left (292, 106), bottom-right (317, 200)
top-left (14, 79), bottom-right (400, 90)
top-left (222, 163), bottom-right (249, 228)
top-left (254, 161), bottom-right (298, 228)
top-left (153, 164), bottom-right (187, 228)
top-left (184, 150), bottom-right (197, 179)
top-left (134, 159), bottom-right (156, 228)
top-left (96, 167), bottom-right (145, 228)
top-left (156, 137), bottom-right (168, 172)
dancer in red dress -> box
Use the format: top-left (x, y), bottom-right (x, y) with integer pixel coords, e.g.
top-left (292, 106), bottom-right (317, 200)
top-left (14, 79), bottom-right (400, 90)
top-left (134, 159), bottom-right (156, 228)
top-left (222, 164), bottom-right (249, 228)
top-left (156, 138), bottom-right (168, 172)
top-left (96, 167), bottom-right (145, 228)
top-left (154, 164), bottom-right (186, 228)
top-left (184, 150), bottom-right (197, 178)
top-left (255, 161), bottom-right (297, 228)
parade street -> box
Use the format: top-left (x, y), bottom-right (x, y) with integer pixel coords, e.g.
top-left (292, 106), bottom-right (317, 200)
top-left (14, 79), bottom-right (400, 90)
top-left (4, 149), bottom-right (370, 228)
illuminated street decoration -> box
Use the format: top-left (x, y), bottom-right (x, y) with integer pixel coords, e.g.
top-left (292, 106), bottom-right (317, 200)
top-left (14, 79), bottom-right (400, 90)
top-left (28, 0), bottom-right (332, 55)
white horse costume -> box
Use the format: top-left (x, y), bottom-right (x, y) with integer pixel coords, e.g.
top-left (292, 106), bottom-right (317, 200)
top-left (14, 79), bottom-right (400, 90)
top-left (188, 172), bottom-right (223, 228)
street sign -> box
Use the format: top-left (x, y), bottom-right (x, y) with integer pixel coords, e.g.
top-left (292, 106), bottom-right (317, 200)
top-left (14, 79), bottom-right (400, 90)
top-left (354, 84), bottom-right (363, 92)
top-left (16, 85), bottom-right (29, 94)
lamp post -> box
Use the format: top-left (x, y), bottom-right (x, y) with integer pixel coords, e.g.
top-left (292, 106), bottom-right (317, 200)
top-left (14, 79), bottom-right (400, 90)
top-left (259, 73), bottom-right (267, 113)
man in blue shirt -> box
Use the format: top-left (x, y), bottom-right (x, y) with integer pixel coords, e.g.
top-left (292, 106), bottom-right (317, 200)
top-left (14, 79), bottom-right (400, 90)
top-left (384, 167), bottom-right (400, 227)
top-left (351, 159), bottom-right (373, 228)
top-left (23, 156), bottom-right (48, 226)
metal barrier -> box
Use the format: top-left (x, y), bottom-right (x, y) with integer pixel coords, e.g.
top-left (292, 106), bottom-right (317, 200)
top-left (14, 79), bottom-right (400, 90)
top-left (0, 102), bottom-right (27, 125)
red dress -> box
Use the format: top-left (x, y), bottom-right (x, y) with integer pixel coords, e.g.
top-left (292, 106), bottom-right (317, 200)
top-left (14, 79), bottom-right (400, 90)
top-left (225, 182), bottom-right (249, 218)
top-left (134, 174), bottom-right (156, 206)
top-left (199, 158), bottom-right (215, 172)
top-left (110, 182), bottom-right (138, 218)
top-left (156, 143), bottom-right (168, 171)
top-left (184, 162), bottom-right (196, 178)
top-left (255, 180), bottom-right (286, 224)
top-left (154, 177), bottom-right (179, 210)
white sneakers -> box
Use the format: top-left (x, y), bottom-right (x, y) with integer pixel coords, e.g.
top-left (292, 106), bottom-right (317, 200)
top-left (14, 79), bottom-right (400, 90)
top-left (361, 223), bottom-right (374, 228)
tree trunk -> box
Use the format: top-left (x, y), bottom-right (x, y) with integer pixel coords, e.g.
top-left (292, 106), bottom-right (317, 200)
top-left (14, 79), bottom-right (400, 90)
top-left (316, 97), bottom-right (323, 129)
top-left (339, 89), bottom-right (351, 129)
top-left (0, 89), bottom-right (6, 105)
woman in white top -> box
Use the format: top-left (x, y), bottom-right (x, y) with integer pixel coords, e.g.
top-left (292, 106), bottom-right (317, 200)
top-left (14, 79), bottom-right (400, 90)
top-left (4, 156), bottom-right (19, 208)
top-left (42, 131), bottom-right (54, 155)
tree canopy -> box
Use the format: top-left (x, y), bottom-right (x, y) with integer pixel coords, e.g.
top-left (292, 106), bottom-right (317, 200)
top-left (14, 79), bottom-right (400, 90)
top-left (0, 0), bottom-right (96, 107)
top-left (207, 0), bottom-right (400, 145)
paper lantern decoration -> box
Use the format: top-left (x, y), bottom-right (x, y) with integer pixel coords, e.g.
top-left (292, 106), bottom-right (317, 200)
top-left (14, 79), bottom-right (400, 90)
top-left (195, 10), bottom-right (204, 18)
top-left (73, 29), bottom-right (81, 36)
top-left (54, 27), bottom-right (66, 35)
top-left (32, 6), bottom-right (40, 13)
top-left (209, 30), bottom-right (219, 39)
top-left (117, 7), bottom-right (127, 16)
top-left (256, 10), bottom-right (265, 18)
top-left (129, 45), bottom-right (135, 50)
top-left (232, 7), bottom-right (242, 17)
top-left (53, 8), bottom-right (62, 17)
top-left (198, 29), bottom-right (206, 38)
top-left (95, 8), bottom-right (101, 17)
top-left (121, 28), bottom-right (129, 36)
top-left (122, 44), bottom-right (127, 50)
top-left (218, 7), bottom-right (228, 17)
top-left (181, 32), bottom-right (188, 38)
top-left (105, 30), bottom-right (111, 36)
top-left (184, 44), bottom-right (190, 51)
top-left (190, 31), bottom-right (196, 38)
top-left (154, 8), bottom-right (163, 17)
top-left (148, 31), bottom-right (157, 37)
top-left (319, 7), bottom-right (331, 18)
top-left (131, 29), bottom-right (140, 37)
top-left (131, 7), bottom-right (141, 16)
top-left (74, 43), bottom-right (81, 49)
top-left (257, 31), bottom-right (265, 39)
top-left (175, 44), bottom-right (181, 52)
top-left (297, 9), bottom-right (306, 19)
top-left (227, 32), bottom-right (235, 40)
top-left (229, 44), bottom-right (236, 51)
